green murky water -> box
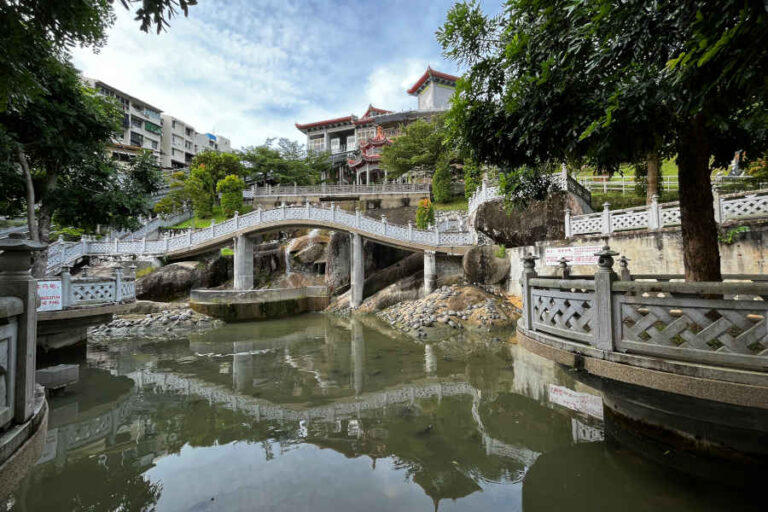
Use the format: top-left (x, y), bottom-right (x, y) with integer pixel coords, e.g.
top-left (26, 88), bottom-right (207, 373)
top-left (10, 315), bottom-right (762, 511)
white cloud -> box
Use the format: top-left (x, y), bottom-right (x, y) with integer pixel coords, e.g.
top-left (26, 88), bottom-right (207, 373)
top-left (72, 0), bottom-right (464, 150)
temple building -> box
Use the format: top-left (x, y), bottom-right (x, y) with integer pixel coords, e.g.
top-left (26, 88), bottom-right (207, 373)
top-left (295, 67), bottom-right (459, 184)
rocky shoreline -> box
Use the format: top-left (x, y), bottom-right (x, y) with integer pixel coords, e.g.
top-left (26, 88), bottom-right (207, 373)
top-left (89, 301), bottom-right (224, 340)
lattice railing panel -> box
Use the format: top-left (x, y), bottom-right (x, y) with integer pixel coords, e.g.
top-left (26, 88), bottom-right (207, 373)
top-left (660, 208), bottom-right (681, 226)
top-left (722, 193), bottom-right (768, 220)
top-left (571, 215), bottom-right (603, 235)
top-left (72, 281), bottom-right (116, 304)
top-left (616, 294), bottom-right (768, 369)
top-left (120, 281), bottom-right (136, 300)
top-left (611, 210), bottom-right (648, 231)
top-left (531, 288), bottom-right (595, 344)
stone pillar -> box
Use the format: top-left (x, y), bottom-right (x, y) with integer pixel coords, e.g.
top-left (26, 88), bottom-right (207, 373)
top-left (520, 254), bottom-right (538, 330)
top-left (594, 245), bottom-right (619, 351)
top-left (61, 266), bottom-right (72, 309)
top-left (233, 235), bottom-right (254, 290)
top-left (113, 266), bottom-right (123, 302)
top-left (366, 167), bottom-right (370, 185)
top-left (424, 250), bottom-right (437, 295)
top-left (601, 202), bottom-right (611, 234)
top-left (350, 233), bottom-right (364, 308)
top-left (0, 234), bottom-right (46, 423)
top-left (564, 207), bottom-right (572, 238)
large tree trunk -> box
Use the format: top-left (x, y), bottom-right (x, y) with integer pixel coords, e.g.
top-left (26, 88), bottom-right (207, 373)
top-left (16, 147), bottom-right (38, 242)
top-left (646, 151), bottom-right (660, 204)
top-left (676, 115), bottom-right (721, 282)
top-left (30, 171), bottom-right (57, 278)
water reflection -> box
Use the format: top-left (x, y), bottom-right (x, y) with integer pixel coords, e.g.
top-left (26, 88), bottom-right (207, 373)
top-left (9, 315), bottom-right (763, 511)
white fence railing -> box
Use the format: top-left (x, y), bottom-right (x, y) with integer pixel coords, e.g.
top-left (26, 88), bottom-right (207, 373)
top-left (37, 268), bottom-right (136, 311)
top-left (567, 189), bottom-right (768, 237)
top-left (575, 174), bottom-right (765, 194)
top-left (244, 183), bottom-right (431, 199)
top-left (45, 203), bottom-right (476, 271)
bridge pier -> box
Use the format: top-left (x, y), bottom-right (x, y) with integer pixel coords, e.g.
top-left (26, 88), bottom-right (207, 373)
top-left (424, 250), bottom-right (437, 295)
top-left (234, 235), bottom-right (254, 290)
top-left (350, 233), bottom-right (364, 308)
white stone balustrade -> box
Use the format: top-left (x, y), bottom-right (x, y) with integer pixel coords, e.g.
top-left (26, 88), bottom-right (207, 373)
top-left (566, 189), bottom-right (768, 237)
top-left (244, 182), bottom-right (430, 199)
top-left (40, 267), bottom-right (136, 309)
top-left (45, 204), bottom-right (477, 273)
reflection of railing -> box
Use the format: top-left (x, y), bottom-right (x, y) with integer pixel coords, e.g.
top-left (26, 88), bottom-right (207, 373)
top-left (519, 248), bottom-right (768, 371)
top-left (244, 183), bottom-right (431, 198)
top-left (567, 189), bottom-right (768, 236)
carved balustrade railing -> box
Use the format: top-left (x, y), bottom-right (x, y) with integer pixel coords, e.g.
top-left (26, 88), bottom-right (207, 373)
top-left (45, 203), bottom-right (475, 271)
top-left (37, 267), bottom-right (136, 310)
top-left (520, 248), bottom-right (768, 372)
top-left (244, 182), bottom-right (430, 198)
top-left (566, 189), bottom-right (768, 237)
top-left (468, 169), bottom-right (591, 217)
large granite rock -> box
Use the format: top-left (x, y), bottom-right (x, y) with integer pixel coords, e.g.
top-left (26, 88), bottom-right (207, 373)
top-left (137, 255), bottom-right (230, 301)
top-left (473, 191), bottom-right (590, 247)
top-left (463, 246), bottom-right (509, 285)
top-left (325, 231), bottom-right (350, 292)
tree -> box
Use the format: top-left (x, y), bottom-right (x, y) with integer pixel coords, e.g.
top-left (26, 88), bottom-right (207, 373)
top-left (185, 151), bottom-right (244, 217)
top-left (380, 118), bottom-right (448, 179)
top-left (463, 160), bottom-right (482, 199)
top-left (0, 0), bottom-right (197, 113)
top-left (154, 170), bottom-right (189, 216)
top-left (240, 138), bottom-right (325, 186)
top-left (217, 174), bottom-right (245, 217)
top-left (438, 0), bottom-right (768, 281)
top-left (432, 158), bottom-right (452, 203)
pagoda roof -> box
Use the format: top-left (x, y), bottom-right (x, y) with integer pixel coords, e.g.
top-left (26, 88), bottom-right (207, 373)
top-left (295, 115), bottom-right (355, 132)
top-left (348, 153), bottom-right (382, 169)
top-left (407, 67), bottom-right (460, 95)
top-left (353, 105), bottom-right (393, 125)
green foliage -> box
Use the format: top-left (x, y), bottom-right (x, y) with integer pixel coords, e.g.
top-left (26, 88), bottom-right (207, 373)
top-left (464, 160), bottom-right (482, 199)
top-left (50, 226), bottom-right (85, 242)
top-left (135, 266), bottom-right (156, 279)
top-left (432, 197), bottom-right (468, 212)
top-left (240, 137), bottom-right (327, 186)
top-left (415, 198), bottom-right (436, 230)
top-left (718, 226), bottom-right (750, 245)
top-left (495, 244), bottom-right (506, 258)
top-left (432, 158), bottom-right (452, 203)
top-left (154, 171), bottom-right (189, 216)
top-left (220, 247), bottom-right (234, 256)
top-left (380, 117), bottom-right (449, 179)
top-left (590, 191), bottom-right (679, 211)
top-left (499, 165), bottom-right (559, 211)
top-left (185, 151), bottom-right (244, 218)
top-left (216, 174), bottom-right (245, 217)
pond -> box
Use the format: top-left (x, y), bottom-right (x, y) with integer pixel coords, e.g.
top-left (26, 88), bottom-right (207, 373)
top-left (9, 315), bottom-right (762, 511)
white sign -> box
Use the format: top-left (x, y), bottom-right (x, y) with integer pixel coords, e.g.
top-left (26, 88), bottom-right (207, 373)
top-left (548, 384), bottom-right (604, 420)
top-left (544, 245), bottom-right (602, 266)
top-left (37, 280), bottom-right (63, 312)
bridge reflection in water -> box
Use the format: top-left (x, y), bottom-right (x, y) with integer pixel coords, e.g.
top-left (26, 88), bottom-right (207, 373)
top-left (8, 315), bottom-right (764, 511)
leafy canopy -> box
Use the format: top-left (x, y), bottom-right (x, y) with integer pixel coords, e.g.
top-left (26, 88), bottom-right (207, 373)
top-left (380, 117), bottom-right (449, 179)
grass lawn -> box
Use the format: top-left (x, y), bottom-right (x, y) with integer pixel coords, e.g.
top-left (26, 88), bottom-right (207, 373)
top-left (173, 205), bottom-right (253, 229)
top-left (433, 197), bottom-right (468, 211)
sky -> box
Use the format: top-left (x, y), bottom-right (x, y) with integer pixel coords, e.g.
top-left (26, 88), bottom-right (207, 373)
top-left (72, 0), bottom-right (502, 150)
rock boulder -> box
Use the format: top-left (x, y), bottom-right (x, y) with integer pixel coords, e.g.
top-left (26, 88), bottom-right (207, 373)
top-left (463, 246), bottom-right (509, 285)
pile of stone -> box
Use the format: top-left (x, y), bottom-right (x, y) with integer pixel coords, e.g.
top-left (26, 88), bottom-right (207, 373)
top-left (376, 284), bottom-right (519, 339)
top-left (90, 308), bottom-right (223, 339)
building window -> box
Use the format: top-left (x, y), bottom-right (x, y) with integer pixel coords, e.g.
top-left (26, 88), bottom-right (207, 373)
top-left (130, 132), bottom-right (143, 146)
top-left (150, 140), bottom-right (158, 150)
top-left (309, 136), bottom-right (325, 152)
top-left (172, 120), bottom-right (177, 129)
top-left (145, 121), bottom-right (162, 135)
top-left (173, 134), bottom-right (183, 147)
top-left (131, 116), bottom-right (142, 129)
top-left (186, 128), bottom-right (194, 137)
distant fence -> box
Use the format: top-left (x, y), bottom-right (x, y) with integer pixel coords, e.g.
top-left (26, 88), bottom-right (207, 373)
top-left (244, 183), bottom-right (431, 199)
top-left (575, 174), bottom-right (765, 194)
top-left (566, 189), bottom-right (768, 237)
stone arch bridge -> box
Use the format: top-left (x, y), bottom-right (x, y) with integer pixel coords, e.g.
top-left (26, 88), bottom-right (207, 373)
top-left (47, 203), bottom-right (476, 307)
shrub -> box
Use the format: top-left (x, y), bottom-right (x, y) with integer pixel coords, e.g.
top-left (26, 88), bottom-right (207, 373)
top-left (495, 244), bottom-right (507, 258)
top-left (499, 165), bottom-right (559, 211)
top-left (415, 198), bottom-right (435, 229)
top-left (432, 158), bottom-right (452, 203)
top-left (216, 174), bottom-right (245, 217)
top-left (464, 160), bottom-right (483, 199)
top-left (50, 226), bottom-right (85, 241)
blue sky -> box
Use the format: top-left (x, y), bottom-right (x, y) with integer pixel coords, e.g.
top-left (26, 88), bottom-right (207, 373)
top-left (73, 0), bottom-right (502, 150)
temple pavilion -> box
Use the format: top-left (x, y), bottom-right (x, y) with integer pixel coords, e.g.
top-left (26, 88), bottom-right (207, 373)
top-left (295, 67), bottom-right (459, 184)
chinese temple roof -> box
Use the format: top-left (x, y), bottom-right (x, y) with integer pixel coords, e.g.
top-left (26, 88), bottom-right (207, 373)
top-left (406, 67), bottom-right (460, 95)
top-left (295, 115), bottom-right (355, 132)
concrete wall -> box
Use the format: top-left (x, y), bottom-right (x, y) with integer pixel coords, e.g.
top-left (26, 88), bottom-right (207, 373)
top-left (507, 220), bottom-right (768, 295)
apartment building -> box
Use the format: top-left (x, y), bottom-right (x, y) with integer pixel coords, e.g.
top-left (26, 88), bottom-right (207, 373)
top-left (161, 115), bottom-right (197, 169)
top-left (295, 67), bottom-right (458, 184)
top-left (83, 77), bottom-right (164, 162)
top-left (84, 77), bottom-right (233, 169)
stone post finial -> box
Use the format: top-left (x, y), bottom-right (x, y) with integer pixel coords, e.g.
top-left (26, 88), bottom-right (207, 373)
top-left (557, 257), bottom-right (571, 279)
top-left (595, 245), bottom-right (619, 272)
top-left (81, 265), bottom-right (90, 278)
top-left (618, 255), bottom-right (631, 281)
top-left (522, 253), bottom-right (539, 271)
